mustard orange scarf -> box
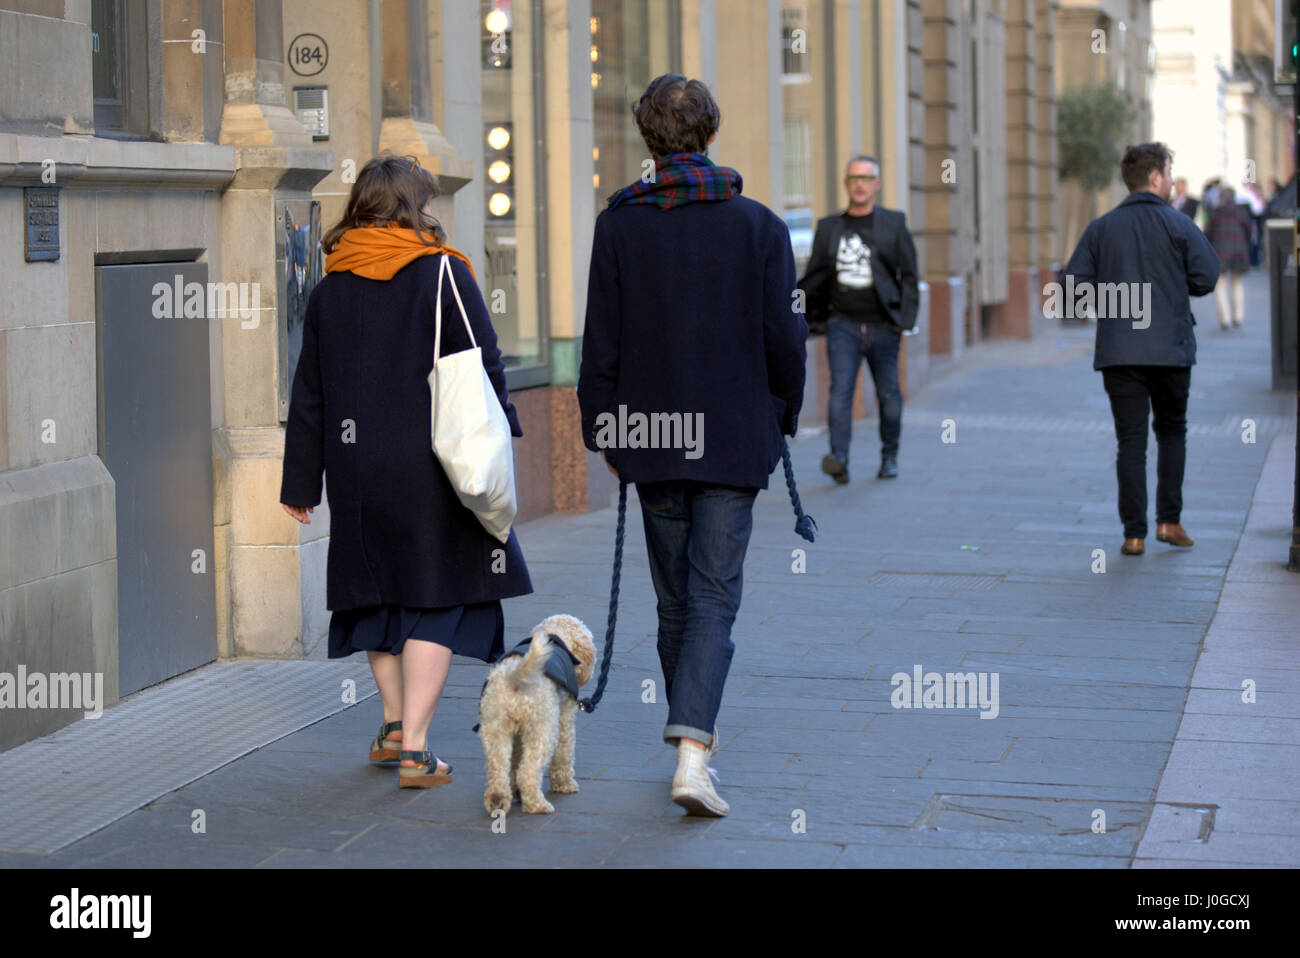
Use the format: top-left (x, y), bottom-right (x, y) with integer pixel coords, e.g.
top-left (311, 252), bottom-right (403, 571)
top-left (325, 223), bottom-right (476, 281)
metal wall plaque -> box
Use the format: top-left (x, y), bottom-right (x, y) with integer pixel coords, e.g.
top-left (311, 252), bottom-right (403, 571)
top-left (24, 187), bottom-right (60, 262)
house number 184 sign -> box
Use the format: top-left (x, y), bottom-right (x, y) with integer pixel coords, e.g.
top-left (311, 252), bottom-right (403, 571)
top-left (288, 33), bottom-right (328, 76)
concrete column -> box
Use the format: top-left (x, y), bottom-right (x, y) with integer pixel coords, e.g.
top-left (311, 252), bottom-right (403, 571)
top-left (713, 0), bottom-right (782, 209)
top-left (1034, 0), bottom-right (1059, 313)
top-left (918, 0), bottom-right (963, 358)
top-left (1000, 0), bottom-right (1038, 338)
top-left (834, 0), bottom-right (863, 158)
top-left (214, 1), bottom-right (333, 658)
top-left (218, 0), bottom-right (314, 147)
top-left (680, 0), bottom-right (718, 92)
top-left (885, 0), bottom-right (917, 214)
top-left (541, 0), bottom-right (595, 356)
top-left (436, 0), bottom-right (487, 277)
top-left (809, 0), bottom-right (836, 216)
top-left (538, 0), bottom-right (599, 513)
top-left (159, 0), bottom-right (205, 142)
top-left (1223, 82), bottom-right (1254, 192)
top-left (376, 0), bottom-right (473, 234)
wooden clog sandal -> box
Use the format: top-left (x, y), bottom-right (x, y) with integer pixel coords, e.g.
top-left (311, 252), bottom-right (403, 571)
top-left (397, 749), bottom-right (453, 788)
top-left (369, 720), bottom-right (403, 763)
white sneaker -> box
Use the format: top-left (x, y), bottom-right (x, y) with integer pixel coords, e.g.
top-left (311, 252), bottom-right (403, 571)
top-left (672, 741), bottom-right (729, 817)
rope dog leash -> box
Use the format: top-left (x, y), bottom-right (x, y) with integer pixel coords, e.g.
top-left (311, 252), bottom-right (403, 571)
top-left (579, 480), bottom-right (627, 713)
top-left (578, 437), bottom-right (815, 713)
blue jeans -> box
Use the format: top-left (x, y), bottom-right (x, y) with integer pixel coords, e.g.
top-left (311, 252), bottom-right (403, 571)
top-left (636, 481), bottom-right (758, 746)
top-left (826, 315), bottom-right (903, 464)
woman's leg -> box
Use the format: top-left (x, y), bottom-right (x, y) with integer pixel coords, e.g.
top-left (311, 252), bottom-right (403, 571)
top-left (367, 651), bottom-right (404, 736)
top-left (398, 640), bottom-right (453, 766)
top-left (1214, 278), bottom-right (1231, 329)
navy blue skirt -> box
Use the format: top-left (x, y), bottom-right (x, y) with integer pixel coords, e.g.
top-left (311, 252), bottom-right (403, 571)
top-left (328, 601), bottom-right (505, 662)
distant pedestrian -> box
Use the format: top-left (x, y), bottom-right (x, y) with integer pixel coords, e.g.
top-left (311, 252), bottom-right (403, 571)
top-left (1200, 177), bottom-right (1221, 227)
top-left (797, 155), bottom-right (919, 483)
top-left (578, 74), bottom-right (807, 817)
top-left (280, 154), bottom-right (533, 788)
top-left (1240, 182), bottom-right (1266, 268)
top-left (1170, 177), bottom-right (1199, 219)
top-left (1264, 172), bottom-right (1297, 218)
top-left (1205, 186), bottom-right (1252, 328)
top-left (1064, 143), bottom-right (1220, 557)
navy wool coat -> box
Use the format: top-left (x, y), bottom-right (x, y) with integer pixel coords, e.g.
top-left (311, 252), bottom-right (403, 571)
top-left (577, 195), bottom-right (808, 489)
top-left (280, 254), bottom-right (533, 611)
top-left (1064, 190), bottom-right (1220, 369)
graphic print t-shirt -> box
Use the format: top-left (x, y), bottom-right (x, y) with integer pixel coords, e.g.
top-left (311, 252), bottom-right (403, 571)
top-left (830, 212), bottom-right (885, 321)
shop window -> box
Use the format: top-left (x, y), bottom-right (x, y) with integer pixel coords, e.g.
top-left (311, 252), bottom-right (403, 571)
top-left (782, 4), bottom-right (810, 82)
top-left (481, 0), bottom-right (548, 382)
top-left (92, 0), bottom-right (150, 136)
top-left (591, 0), bottom-right (681, 209)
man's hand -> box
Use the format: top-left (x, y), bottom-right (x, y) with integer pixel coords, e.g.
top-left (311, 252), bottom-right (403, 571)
top-left (282, 503), bottom-right (314, 524)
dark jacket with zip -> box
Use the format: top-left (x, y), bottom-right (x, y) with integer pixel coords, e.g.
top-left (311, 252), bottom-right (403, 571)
top-left (798, 206), bottom-right (920, 332)
top-left (279, 254), bottom-right (533, 611)
top-left (1064, 190), bottom-right (1220, 369)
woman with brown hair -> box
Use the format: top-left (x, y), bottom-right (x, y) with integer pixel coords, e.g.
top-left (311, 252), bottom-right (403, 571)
top-left (280, 153), bottom-right (532, 787)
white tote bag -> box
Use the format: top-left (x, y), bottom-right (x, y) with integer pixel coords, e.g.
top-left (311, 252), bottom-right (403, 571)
top-left (428, 254), bottom-right (517, 543)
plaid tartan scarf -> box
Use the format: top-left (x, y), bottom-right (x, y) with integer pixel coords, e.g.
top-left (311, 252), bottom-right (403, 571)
top-left (606, 152), bottom-right (743, 210)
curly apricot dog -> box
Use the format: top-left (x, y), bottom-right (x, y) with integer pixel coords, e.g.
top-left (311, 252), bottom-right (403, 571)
top-left (478, 615), bottom-right (596, 816)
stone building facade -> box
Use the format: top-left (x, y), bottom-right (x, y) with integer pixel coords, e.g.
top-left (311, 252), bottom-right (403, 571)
top-left (1150, 0), bottom-right (1295, 208)
top-left (1053, 0), bottom-right (1155, 261)
top-left (0, 0), bottom-right (1069, 750)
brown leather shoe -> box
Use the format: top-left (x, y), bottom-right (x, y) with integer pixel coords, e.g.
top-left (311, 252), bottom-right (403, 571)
top-left (1121, 538), bottom-right (1144, 556)
top-left (1156, 523), bottom-right (1194, 547)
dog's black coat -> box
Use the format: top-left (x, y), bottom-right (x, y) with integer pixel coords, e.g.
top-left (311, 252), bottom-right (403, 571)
top-left (472, 633), bottom-right (580, 731)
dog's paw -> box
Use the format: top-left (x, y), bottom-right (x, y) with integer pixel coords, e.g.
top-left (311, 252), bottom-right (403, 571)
top-left (484, 790), bottom-right (511, 816)
top-left (550, 779), bottom-right (579, 794)
top-left (521, 795), bottom-right (555, 814)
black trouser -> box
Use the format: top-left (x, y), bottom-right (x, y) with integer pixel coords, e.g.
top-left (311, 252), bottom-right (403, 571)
top-left (1101, 365), bottom-right (1191, 539)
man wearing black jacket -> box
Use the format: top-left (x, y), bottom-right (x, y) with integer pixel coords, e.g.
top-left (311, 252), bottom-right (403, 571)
top-left (1170, 178), bottom-right (1199, 219)
top-left (1064, 142), bottom-right (1219, 556)
top-left (798, 155), bottom-right (919, 482)
top-left (578, 74), bottom-right (807, 817)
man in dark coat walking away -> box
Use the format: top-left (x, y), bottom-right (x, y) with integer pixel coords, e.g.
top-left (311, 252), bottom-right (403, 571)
top-left (578, 74), bottom-right (807, 817)
top-left (797, 155), bottom-right (919, 483)
top-left (1064, 142), bottom-right (1219, 557)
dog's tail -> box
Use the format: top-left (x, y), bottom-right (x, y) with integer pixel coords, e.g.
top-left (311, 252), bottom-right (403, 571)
top-left (509, 635), bottom-right (552, 692)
